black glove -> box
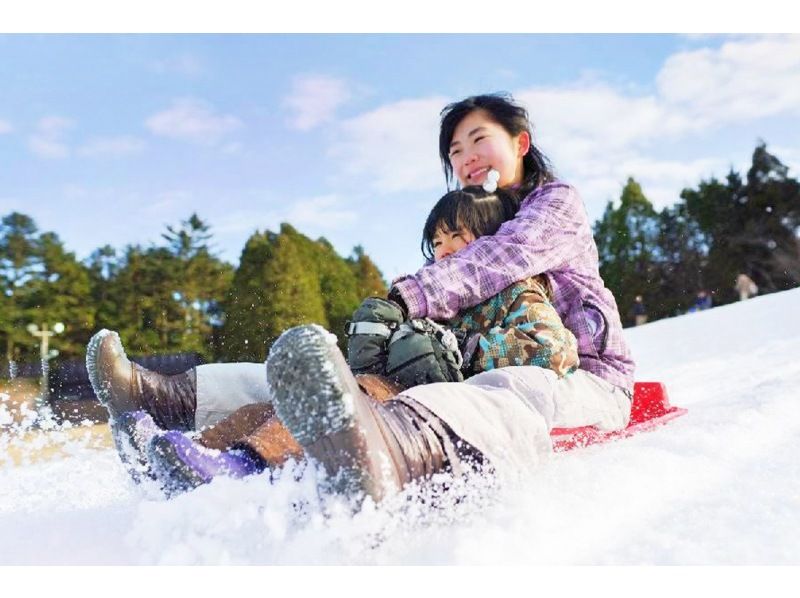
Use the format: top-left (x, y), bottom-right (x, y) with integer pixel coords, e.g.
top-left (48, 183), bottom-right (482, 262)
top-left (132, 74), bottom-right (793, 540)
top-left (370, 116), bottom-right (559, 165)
top-left (456, 331), bottom-right (482, 374)
top-left (385, 318), bottom-right (464, 388)
top-left (387, 287), bottom-right (409, 319)
top-left (345, 297), bottom-right (404, 375)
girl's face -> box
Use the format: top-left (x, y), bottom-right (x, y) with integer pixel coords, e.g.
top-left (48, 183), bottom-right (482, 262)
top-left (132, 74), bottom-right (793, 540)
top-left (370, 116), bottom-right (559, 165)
top-left (432, 224), bottom-right (476, 261)
top-left (447, 109), bottom-right (530, 189)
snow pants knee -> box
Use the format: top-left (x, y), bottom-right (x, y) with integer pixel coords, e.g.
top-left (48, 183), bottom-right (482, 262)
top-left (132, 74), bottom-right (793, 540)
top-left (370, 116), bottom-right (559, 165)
top-left (194, 363), bottom-right (272, 429)
top-left (397, 367), bottom-right (632, 481)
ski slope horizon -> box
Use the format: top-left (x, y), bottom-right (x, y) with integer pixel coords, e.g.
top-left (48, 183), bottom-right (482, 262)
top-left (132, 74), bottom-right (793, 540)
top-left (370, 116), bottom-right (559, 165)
top-left (1, 288), bottom-right (799, 565)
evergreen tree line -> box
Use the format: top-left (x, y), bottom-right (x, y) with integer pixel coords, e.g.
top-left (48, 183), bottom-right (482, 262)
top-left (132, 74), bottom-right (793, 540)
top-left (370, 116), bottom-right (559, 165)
top-left (595, 143), bottom-right (800, 325)
top-left (2, 141), bottom-right (797, 367)
top-left (1, 214), bottom-right (386, 365)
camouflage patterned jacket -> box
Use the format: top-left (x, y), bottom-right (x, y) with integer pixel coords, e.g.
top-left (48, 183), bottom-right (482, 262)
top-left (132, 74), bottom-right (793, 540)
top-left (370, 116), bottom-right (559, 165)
top-left (448, 275), bottom-right (579, 378)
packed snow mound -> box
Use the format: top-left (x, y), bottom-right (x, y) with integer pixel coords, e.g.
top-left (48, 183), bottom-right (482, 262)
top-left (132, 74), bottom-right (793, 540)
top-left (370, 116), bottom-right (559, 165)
top-left (1, 289), bottom-right (799, 564)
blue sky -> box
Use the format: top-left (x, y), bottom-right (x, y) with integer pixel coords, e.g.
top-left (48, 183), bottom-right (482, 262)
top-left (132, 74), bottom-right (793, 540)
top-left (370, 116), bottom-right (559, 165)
top-left (1, 33), bottom-right (799, 281)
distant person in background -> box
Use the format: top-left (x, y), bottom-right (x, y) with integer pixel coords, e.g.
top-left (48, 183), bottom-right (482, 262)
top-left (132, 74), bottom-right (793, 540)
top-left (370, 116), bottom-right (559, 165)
top-left (689, 290), bottom-right (713, 313)
top-left (735, 273), bottom-right (758, 301)
top-left (632, 295), bottom-right (648, 326)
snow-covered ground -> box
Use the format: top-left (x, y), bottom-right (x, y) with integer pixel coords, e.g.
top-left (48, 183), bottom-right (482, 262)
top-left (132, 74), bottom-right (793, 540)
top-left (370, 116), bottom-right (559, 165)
top-left (1, 288), bottom-right (799, 565)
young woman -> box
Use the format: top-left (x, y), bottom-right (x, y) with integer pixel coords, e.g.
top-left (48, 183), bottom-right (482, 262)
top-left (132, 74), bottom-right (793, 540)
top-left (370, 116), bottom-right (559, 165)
top-left (264, 93), bottom-right (636, 505)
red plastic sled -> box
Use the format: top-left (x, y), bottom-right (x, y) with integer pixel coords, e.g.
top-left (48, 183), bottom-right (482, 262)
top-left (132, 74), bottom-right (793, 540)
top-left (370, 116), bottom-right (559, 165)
top-left (550, 381), bottom-right (687, 452)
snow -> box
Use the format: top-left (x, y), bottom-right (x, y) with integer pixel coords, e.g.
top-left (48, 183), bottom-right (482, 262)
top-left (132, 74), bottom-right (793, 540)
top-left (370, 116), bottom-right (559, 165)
top-left (1, 289), bottom-right (799, 566)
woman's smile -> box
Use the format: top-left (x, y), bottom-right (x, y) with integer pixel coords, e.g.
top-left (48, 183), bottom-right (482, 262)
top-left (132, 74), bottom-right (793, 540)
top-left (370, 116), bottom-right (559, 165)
top-left (467, 166), bottom-right (490, 182)
top-left (450, 109), bottom-right (528, 189)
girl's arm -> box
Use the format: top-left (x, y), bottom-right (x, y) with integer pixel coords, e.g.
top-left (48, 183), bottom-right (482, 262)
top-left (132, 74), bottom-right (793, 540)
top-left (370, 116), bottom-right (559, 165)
top-left (392, 181), bottom-right (591, 320)
top-left (463, 280), bottom-right (580, 378)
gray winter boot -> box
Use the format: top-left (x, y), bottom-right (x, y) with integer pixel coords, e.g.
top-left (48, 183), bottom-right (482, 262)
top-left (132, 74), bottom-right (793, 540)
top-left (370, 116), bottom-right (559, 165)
top-left (267, 324), bottom-right (474, 507)
top-left (86, 329), bottom-right (196, 430)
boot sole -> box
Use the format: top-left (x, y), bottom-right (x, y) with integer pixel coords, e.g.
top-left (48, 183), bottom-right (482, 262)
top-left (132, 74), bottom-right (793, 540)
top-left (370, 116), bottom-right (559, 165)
top-left (85, 329), bottom-right (116, 412)
top-left (148, 435), bottom-right (207, 496)
top-left (267, 325), bottom-right (375, 500)
top-left (113, 412), bottom-right (158, 483)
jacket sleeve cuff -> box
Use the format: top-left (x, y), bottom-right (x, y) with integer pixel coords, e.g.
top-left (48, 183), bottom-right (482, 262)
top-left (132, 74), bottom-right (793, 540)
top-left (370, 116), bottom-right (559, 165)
top-left (389, 276), bottom-right (428, 319)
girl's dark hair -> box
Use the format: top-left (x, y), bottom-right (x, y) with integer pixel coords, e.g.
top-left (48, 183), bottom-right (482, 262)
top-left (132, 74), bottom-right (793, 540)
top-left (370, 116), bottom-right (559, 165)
top-left (421, 186), bottom-right (520, 261)
top-left (438, 92), bottom-right (554, 199)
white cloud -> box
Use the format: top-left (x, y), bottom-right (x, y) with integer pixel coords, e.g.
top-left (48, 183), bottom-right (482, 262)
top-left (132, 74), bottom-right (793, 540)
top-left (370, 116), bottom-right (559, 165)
top-left (285, 195), bottom-right (356, 229)
top-left (328, 96), bottom-right (448, 193)
top-left (142, 190), bottom-right (193, 216)
top-left (322, 35), bottom-right (800, 214)
top-left (657, 35), bottom-right (800, 126)
top-left (616, 156), bottom-right (723, 185)
top-left (769, 145), bottom-right (800, 175)
top-left (0, 196), bottom-right (18, 212)
top-left (62, 184), bottom-right (89, 199)
top-left (145, 98), bottom-right (242, 145)
top-left (151, 54), bottom-right (204, 77)
top-left (499, 85), bottom-right (700, 216)
top-left (220, 141), bottom-right (243, 155)
top-left (28, 138), bottom-right (69, 158)
top-left (28, 116), bottom-right (74, 159)
top-left (78, 136), bottom-right (146, 157)
top-left (507, 35), bottom-right (800, 216)
top-left (215, 209), bottom-right (274, 236)
top-left (566, 156), bottom-right (728, 216)
top-left (0, 119), bottom-right (12, 134)
top-left (516, 84), bottom-right (695, 163)
top-left (215, 194), bottom-right (356, 237)
top-left (283, 75), bottom-right (352, 131)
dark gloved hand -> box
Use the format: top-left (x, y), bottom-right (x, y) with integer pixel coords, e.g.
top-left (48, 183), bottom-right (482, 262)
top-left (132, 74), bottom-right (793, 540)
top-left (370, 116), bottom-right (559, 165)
top-left (385, 319), bottom-right (464, 389)
top-left (345, 297), bottom-right (405, 375)
top-left (456, 331), bottom-right (482, 375)
top-left (387, 287), bottom-right (409, 319)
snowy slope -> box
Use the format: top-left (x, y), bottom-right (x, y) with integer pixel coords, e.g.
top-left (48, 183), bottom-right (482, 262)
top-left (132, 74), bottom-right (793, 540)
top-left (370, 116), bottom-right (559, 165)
top-left (1, 289), bottom-right (799, 565)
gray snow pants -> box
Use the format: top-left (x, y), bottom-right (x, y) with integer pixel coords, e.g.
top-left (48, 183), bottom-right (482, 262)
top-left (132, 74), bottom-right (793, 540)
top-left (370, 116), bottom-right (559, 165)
top-left (193, 362), bottom-right (631, 479)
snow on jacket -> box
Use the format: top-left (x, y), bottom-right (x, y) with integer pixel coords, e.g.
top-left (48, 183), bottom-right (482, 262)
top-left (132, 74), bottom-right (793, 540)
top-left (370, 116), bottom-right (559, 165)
top-left (450, 275), bottom-right (579, 378)
top-left (392, 180), bottom-right (636, 392)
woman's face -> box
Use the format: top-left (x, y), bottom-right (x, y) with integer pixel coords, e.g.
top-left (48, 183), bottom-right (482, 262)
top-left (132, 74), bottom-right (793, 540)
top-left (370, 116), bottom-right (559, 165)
top-left (447, 109), bottom-right (530, 189)
top-left (432, 224), bottom-right (476, 261)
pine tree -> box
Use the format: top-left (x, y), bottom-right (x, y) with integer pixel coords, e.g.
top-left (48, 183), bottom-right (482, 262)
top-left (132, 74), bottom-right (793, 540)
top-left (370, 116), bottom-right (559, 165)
top-left (0, 213), bottom-right (40, 361)
top-left (23, 232), bottom-right (94, 359)
top-left (348, 245), bottom-right (388, 299)
top-left (283, 226), bottom-right (362, 347)
top-left (652, 204), bottom-right (707, 317)
top-left (100, 245), bottom-right (184, 355)
top-left (682, 143), bottom-right (800, 304)
top-left (86, 245), bottom-right (120, 336)
top-left (0, 214), bottom-right (95, 361)
top-left (222, 227), bottom-right (327, 361)
top-left (593, 178), bottom-right (660, 326)
top-left (741, 143), bottom-right (800, 291)
top-left (219, 233), bottom-right (273, 362)
top-left (161, 214), bottom-right (233, 359)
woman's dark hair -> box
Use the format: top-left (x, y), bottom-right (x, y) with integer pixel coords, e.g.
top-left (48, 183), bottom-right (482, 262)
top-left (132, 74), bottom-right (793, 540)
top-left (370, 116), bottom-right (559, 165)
top-left (438, 92), bottom-right (554, 199)
top-left (421, 186), bottom-right (520, 261)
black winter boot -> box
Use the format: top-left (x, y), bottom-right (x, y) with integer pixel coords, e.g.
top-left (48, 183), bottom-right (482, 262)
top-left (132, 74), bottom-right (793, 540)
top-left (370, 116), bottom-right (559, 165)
top-left (267, 324), bottom-right (476, 507)
top-left (86, 329), bottom-right (196, 430)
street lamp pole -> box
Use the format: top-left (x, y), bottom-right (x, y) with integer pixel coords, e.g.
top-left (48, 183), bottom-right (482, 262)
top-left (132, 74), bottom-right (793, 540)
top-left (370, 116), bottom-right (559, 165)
top-left (27, 322), bottom-right (64, 412)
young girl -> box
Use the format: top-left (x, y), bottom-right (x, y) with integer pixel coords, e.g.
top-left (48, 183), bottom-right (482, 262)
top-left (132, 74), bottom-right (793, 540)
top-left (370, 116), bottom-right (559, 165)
top-left (345, 183), bottom-right (580, 399)
top-left (265, 93), bottom-right (636, 505)
top-left (402, 185), bottom-right (579, 382)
